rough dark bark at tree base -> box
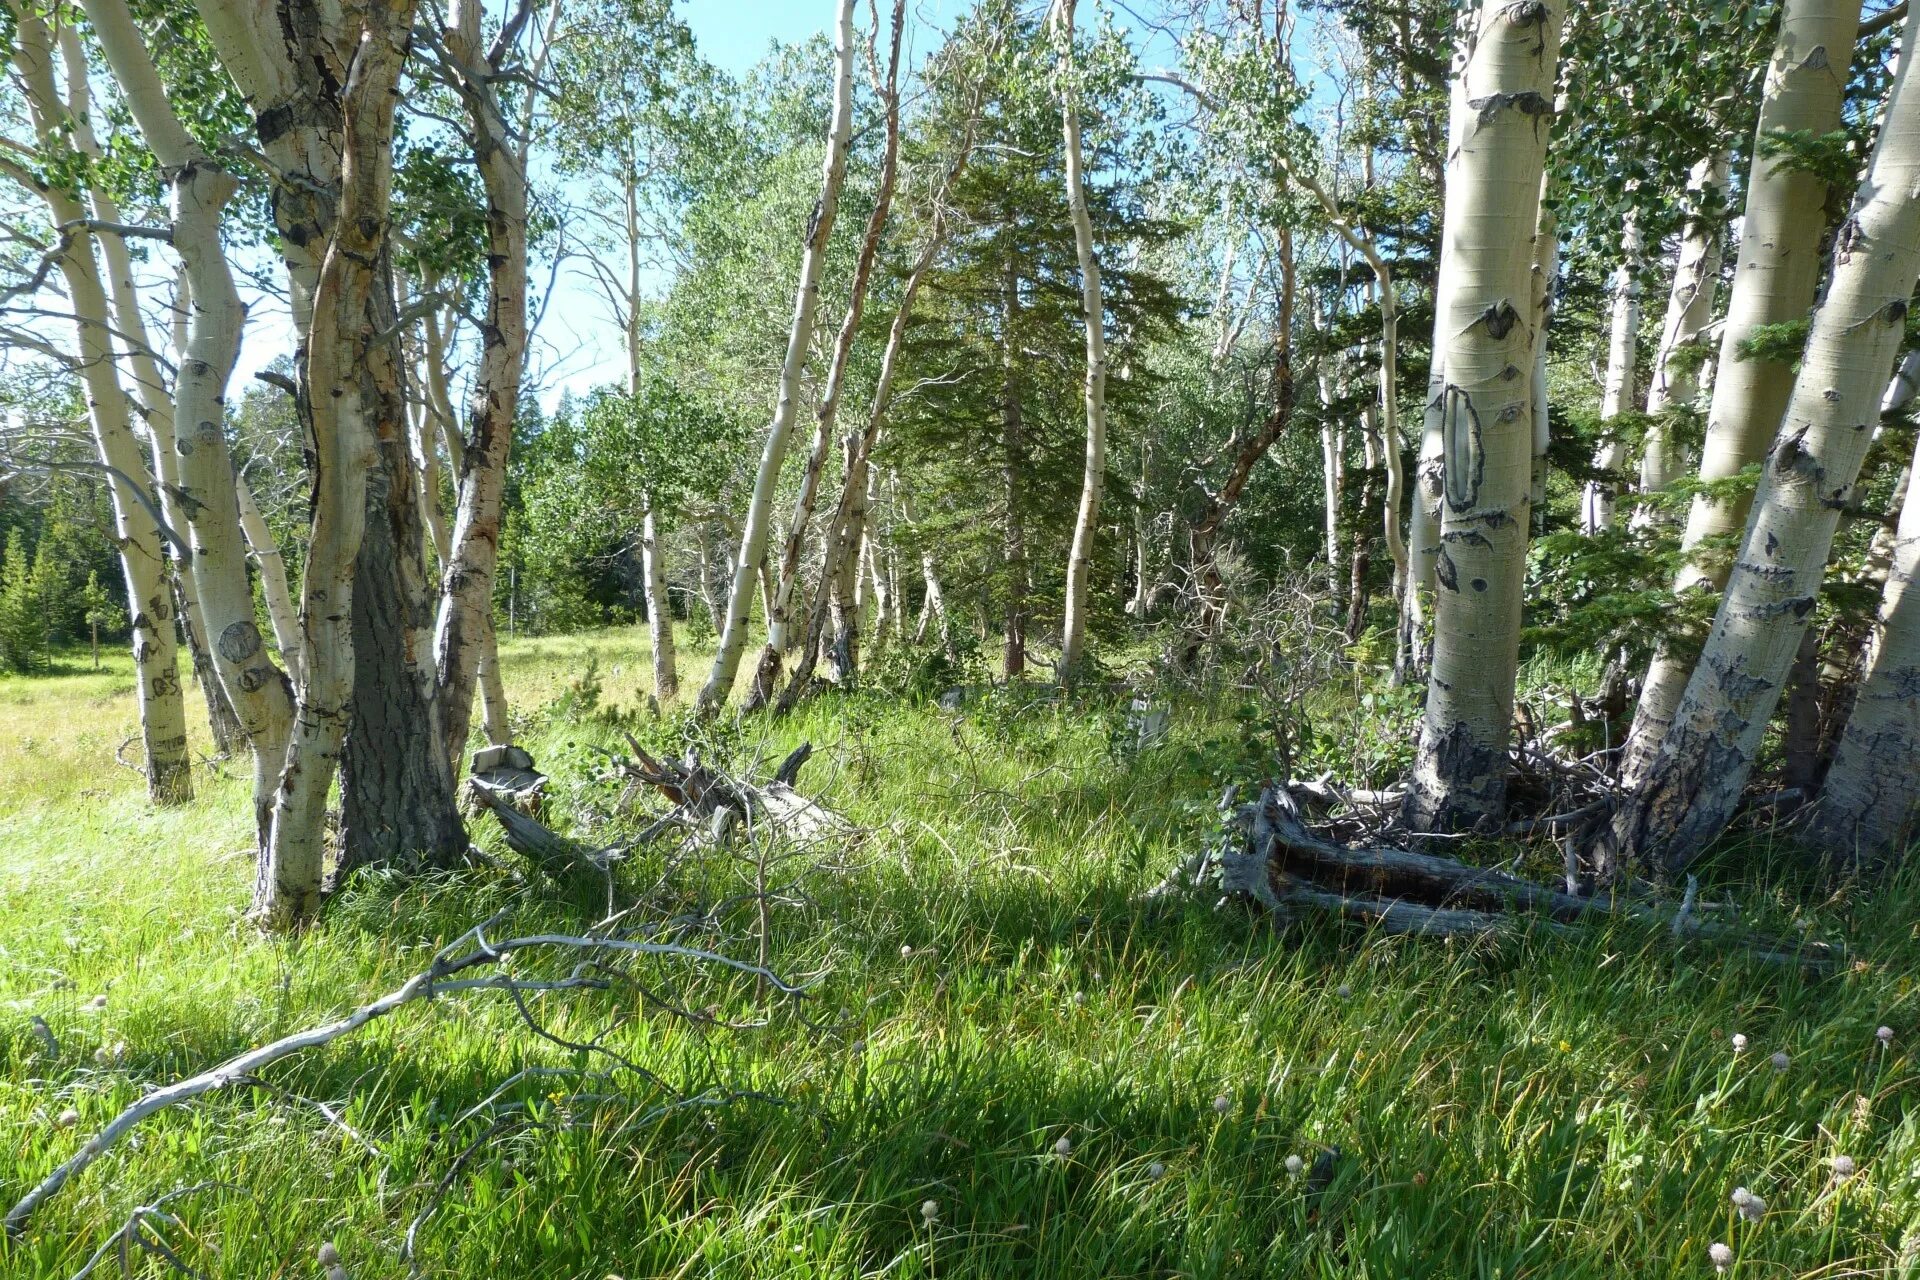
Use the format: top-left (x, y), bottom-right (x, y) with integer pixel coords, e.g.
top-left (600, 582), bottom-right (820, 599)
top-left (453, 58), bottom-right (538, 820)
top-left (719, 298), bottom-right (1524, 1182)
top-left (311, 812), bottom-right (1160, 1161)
top-left (338, 426), bottom-right (467, 876)
top-left (1173, 785), bottom-right (1834, 969)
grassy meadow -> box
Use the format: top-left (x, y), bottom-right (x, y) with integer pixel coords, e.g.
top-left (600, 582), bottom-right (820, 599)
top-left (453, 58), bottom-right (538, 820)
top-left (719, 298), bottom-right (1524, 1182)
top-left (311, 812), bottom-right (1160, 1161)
top-left (2, 627), bottom-right (1919, 1277)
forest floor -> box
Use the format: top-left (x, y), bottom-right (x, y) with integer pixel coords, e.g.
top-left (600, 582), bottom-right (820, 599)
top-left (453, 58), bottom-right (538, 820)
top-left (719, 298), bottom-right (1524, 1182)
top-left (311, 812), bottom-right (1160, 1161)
top-left (2, 628), bottom-right (1918, 1277)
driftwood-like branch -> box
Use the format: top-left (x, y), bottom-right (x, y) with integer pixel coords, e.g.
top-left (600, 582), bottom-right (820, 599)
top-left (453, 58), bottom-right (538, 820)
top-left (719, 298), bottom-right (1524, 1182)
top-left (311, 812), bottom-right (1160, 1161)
top-left (4, 914), bottom-right (805, 1237)
top-left (1190, 786), bottom-right (1837, 968)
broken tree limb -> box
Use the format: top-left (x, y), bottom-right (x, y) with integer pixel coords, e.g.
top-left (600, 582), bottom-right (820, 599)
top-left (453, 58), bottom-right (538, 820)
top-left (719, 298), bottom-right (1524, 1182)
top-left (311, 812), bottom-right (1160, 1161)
top-left (3, 914), bottom-right (806, 1238)
top-left (1180, 785), bottom-right (1837, 969)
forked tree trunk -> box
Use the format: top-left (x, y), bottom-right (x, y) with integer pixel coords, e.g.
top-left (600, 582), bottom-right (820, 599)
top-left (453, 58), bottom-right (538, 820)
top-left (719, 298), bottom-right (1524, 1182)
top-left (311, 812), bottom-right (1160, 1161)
top-left (6, 3), bottom-right (192, 804)
top-left (434, 0), bottom-right (530, 767)
top-left (749, 0), bottom-right (904, 711)
top-left (1809, 421), bottom-right (1920, 861)
top-left (1402, 0), bottom-right (1564, 834)
top-left (78, 0), bottom-right (299, 830)
top-left (236, 0), bottom-right (421, 928)
top-left (1639, 154), bottom-right (1730, 498)
top-left (1055, 0), bottom-right (1110, 683)
top-left (1582, 216), bottom-right (1642, 534)
top-left (1609, 16), bottom-right (1920, 874)
top-left (697, 0), bottom-right (858, 715)
top-left (1622, 0), bottom-right (1863, 787)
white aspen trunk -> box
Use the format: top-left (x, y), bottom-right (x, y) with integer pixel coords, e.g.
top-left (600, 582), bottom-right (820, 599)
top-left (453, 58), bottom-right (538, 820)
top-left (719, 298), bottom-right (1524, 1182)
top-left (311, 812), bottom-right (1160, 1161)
top-left (1810, 423), bottom-right (1920, 861)
top-left (7, 3), bottom-right (192, 804)
top-left (1611, 11), bottom-right (1920, 873)
top-left (1402, 0), bottom-right (1564, 834)
top-left (1582, 215), bottom-right (1643, 534)
top-left (1639, 153), bottom-right (1730, 498)
top-left (433, 0), bottom-right (530, 766)
top-left (696, 0), bottom-right (857, 714)
top-left (246, 0), bottom-right (417, 928)
top-left (749, 0), bottom-right (904, 710)
top-left (1314, 298), bottom-right (1345, 592)
top-left (1129, 443), bottom-right (1152, 615)
top-left (616, 163), bottom-right (677, 703)
top-left (642, 503), bottom-right (676, 701)
top-left (236, 473), bottom-right (301, 682)
top-left (79, 0), bottom-right (299, 835)
top-left (1055, 0), bottom-right (1109, 682)
top-left (1622, 0), bottom-right (1863, 788)
top-left (410, 391), bottom-right (452, 567)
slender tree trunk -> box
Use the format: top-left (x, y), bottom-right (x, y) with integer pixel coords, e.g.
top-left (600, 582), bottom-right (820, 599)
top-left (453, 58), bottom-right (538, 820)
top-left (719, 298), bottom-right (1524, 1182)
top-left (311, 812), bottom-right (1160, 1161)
top-left (1609, 15), bottom-right (1920, 874)
top-left (236, 473), bottom-right (301, 682)
top-left (434, 0), bottom-right (529, 766)
top-left (1809, 421), bottom-right (1920, 861)
top-left (697, 0), bottom-right (858, 714)
top-left (1402, 0), bottom-right (1565, 835)
top-left (77, 0), bottom-right (302, 826)
top-left (750, 1), bottom-right (904, 710)
top-left (1640, 154), bottom-right (1730, 499)
top-left (1003, 256), bottom-right (1029, 680)
top-left (1583, 216), bottom-right (1643, 534)
top-left (1055, 0), bottom-right (1110, 682)
top-left (7, 4), bottom-right (191, 805)
top-left (1622, 0), bottom-right (1863, 788)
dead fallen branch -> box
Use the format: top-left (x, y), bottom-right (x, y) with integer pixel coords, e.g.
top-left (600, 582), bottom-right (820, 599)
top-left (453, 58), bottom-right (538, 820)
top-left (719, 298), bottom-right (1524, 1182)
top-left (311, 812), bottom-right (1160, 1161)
top-left (4, 913), bottom-right (807, 1238)
top-left (1172, 784), bottom-right (1837, 968)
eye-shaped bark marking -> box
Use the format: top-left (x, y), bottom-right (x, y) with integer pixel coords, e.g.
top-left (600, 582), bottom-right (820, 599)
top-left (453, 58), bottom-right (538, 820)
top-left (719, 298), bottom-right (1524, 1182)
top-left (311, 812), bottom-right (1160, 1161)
top-left (1441, 385), bottom-right (1484, 512)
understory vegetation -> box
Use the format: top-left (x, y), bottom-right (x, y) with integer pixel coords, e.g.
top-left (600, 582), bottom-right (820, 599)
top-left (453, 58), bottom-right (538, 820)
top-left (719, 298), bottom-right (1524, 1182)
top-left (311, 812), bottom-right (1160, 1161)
top-left (4, 628), bottom-right (1917, 1277)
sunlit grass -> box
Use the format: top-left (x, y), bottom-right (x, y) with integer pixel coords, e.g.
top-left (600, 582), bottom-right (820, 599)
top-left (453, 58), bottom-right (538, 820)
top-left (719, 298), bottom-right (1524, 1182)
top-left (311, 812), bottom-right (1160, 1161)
top-left (2, 628), bottom-right (1918, 1277)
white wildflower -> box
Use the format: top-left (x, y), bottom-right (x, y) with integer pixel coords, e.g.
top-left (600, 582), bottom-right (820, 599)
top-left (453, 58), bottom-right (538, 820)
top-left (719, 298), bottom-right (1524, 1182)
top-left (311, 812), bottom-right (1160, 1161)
top-left (1709, 1241), bottom-right (1733, 1272)
top-left (1833, 1154), bottom-right (1857, 1179)
top-left (1770, 1050), bottom-right (1790, 1072)
top-left (1147, 1161), bottom-right (1166, 1180)
top-left (900, 944), bottom-right (913, 958)
top-left (1285, 1154), bottom-right (1304, 1177)
top-left (1072, 991), bottom-right (1087, 1007)
top-left (1877, 1025), bottom-right (1895, 1046)
top-left (1731, 1186), bottom-right (1765, 1222)
top-left (920, 1199), bottom-right (939, 1224)
top-left (1054, 1136), bottom-right (1072, 1158)
top-left (1730, 1033), bottom-right (1747, 1053)
top-left (1213, 1094), bottom-right (1231, 1114)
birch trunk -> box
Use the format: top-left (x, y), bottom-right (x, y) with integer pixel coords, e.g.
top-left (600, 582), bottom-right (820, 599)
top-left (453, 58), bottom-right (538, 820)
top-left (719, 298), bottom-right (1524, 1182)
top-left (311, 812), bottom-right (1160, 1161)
top-left (1582, 216), bottom-right (1643, 534)
top-left (1402, 0), bottom-right (1564, 834)
top-left (1639, 154), bottom-right (1730, 497)
top-left (749, 0), bottom-right (904, 711)
top-left (620, 161), bottom-right (677, 702)
top-left (78, 0), bottom-right (299, 832)
top-left (1810, 424), bottom-right (1920, 861)
top-left (697, 0), bottom-right (858, 715)
top-left (1609, 12), bottom-right (1920, 874)
top-left (1003, 259), bottom-right (1029, 679)
top-left (1055, 0), bottom-right (1109, 682)
top-left (434, 0), bottom-right (530, 767)
top-left (6, 3), bottom-right (192, 804)
top-left (1622, 0), bottom-right (1863, 788)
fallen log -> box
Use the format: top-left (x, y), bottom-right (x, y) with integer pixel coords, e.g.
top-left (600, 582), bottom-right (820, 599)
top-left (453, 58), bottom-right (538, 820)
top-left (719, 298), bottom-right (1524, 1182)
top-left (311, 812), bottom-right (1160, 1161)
top-left (1186, 785), bottom-right (1837, 968)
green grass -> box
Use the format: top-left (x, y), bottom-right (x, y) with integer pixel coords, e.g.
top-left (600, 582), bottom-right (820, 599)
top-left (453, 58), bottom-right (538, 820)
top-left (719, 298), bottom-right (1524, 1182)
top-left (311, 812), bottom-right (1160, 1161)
top-left (3, 627), bottom-right (1919, 1277)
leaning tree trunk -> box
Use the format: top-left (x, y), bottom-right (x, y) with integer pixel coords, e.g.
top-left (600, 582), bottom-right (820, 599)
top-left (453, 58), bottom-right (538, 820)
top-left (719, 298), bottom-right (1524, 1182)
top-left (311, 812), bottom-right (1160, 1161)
top-left (697, 0), bottom-right (858, 715)
top-left (6, 4), bottom-right (192, 804)
top-left (1622, 0), bottom-right (1863, 787)
top-left (1639, 154), bottom-right (1730, 498)
top-left (1402, 0), bottom-right (1564, 835)
top-left (433, 0), bottom-right (529, 769)
top-left (1582, 216), bottom-right (1643, 534)
top-left (1808, 423), bottom-right (1920, 862)
top-left (1055, 0), bottom-right (1110, 683)
top-left (77, 0), bottom-right (299, 834)
top-left (1608, 13), bottom-right (1920, 875)
top-left (749, 0), bottom-right (904, 711)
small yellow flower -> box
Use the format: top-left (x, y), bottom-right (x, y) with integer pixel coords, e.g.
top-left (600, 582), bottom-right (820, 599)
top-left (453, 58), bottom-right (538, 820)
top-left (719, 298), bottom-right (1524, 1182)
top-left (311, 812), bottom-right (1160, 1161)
top-left (1558, 1040), bottom-right (1571, 1053)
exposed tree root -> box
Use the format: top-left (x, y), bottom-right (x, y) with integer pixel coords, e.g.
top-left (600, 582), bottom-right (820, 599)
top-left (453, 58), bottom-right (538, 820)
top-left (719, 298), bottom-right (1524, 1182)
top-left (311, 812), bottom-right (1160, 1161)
top-left (1167, 784), bottom-right (1837, 968)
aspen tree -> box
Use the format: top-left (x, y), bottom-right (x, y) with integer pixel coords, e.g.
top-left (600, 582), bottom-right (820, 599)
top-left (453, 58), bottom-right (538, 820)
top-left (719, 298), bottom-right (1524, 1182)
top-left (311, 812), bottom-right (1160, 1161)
top-left (1403, 0), bottom-right (1565, 834)
top-left (1611, 6), bottom-right (1920, 873)
top-left (1621, 0), bottom-right (1863, 787)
